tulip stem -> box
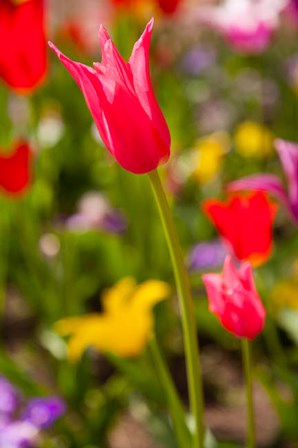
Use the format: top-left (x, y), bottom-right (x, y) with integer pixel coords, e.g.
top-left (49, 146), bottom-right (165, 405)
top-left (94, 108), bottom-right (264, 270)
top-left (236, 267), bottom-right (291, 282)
top-left (148, 169), bottom-right (205, 448)
top-left (241, 338), bottom-right (256, 448)
top-left (149, 336), bottom-right (191, 448)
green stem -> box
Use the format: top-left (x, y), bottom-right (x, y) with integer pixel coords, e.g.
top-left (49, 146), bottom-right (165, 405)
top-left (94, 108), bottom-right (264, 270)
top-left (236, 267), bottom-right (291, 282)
top-left (241, 339), bottom-right (256, 448)
top-left (148, 170), bottom-right (204, 448)
top-left (149, 336), bottom-right (191, 448)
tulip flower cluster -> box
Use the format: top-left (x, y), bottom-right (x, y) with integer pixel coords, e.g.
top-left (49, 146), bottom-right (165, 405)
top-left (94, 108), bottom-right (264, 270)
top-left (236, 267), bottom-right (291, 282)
top-left (47, 19), bottom-right (276, 448)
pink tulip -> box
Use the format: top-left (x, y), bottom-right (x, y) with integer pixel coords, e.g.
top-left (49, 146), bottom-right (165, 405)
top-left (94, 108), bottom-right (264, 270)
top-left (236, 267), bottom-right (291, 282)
top-left (195, 0), bottom-right (287, 54)
top-left (202, 256), bottom-right (265, 339)
top-left (49, 19), bottom-right (171, 174)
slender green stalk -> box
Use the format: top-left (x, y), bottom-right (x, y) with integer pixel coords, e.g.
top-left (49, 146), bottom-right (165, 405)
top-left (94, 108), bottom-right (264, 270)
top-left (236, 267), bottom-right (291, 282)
top-left (149, 336), bottom-right (191, 448)
top-left (148, 170), bottom-right (205, 448)
top-left (241, 339), bottom-right (256, 448)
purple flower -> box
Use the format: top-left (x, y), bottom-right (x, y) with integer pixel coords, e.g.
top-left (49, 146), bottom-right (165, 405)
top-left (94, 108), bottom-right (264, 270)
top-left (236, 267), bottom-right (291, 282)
top-left (65, 191), bottom-right (127, 234)
top-left (228, 139), bottom-right (298, 222)
top-left (0, 377), bottom-right (20, 416)
top-left (22, 397), bottom-right (66, 429)
top-left (0, 421), bottom-right (38, 448)
top-left (0, 376), bottom-right (65, 448)
top-left (101, 211), bottom-right (128, 234)
top-left (188, 240), bottom-right (227, 272)
top-left (179, 47), bottom-right (216, 76)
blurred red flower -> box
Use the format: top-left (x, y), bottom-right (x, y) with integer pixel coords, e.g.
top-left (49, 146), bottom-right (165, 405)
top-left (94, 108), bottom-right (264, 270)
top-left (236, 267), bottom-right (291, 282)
top-left (49, 19), bottom-right (170, 174)
top-left (110, 0), bottom-right (134, 5)
top-left (0, 0), bottom-right (47, 92)
top-left (202, 255), bottom-right (265, 339)
top-left (156, 0), bottom-right (181, 14)
top-left (110, 0), bottom-right (181, 15)
top-left (203, 192), bottom-right (277, 266)
top-left (0, 141), bottom-right (32, 196)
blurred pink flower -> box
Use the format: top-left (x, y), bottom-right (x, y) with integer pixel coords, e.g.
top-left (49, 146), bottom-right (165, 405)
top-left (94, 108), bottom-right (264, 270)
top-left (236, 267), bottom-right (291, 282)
top-left (229, 139), bottom-right (298, 222)
top-left (196, 0), bottom-right (287, 54)
top-left (202, 256), bottom-right (265, 339)
top-left (49, 19), bottom-right (171, 174)
top-left (284, 0), bottom-right (298, 24)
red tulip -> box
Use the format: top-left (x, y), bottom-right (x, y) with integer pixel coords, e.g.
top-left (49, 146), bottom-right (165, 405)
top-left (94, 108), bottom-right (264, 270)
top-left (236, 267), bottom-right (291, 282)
top-left (109, 0), bottom-right (135, 5)
top-left (109, 0), bottom-right (181, 15)
top-left (203, 192), bottom-right (277, 266)
top-left (49, 19), bottom-right (171, 174)
top-left (202, 256), bottom-right (265, 339)
top-left (156, 0), bottom-right (181, 14)
top-left (0, 141), bottom-right (32, 196)
top-left (0, 0), bottom-right (47, 92)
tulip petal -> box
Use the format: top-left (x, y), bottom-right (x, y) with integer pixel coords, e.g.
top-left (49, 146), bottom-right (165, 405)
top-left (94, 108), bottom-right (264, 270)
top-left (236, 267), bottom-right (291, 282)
top-left (228, 174), bottom-right (288, 203)
top-left (228, 173), bottom-right (293, 223)
top-left (129, 19), bottom-right (171, 149)
top-left (222, 255), bottom-right (239, 286)
top-left (95, 26), bottom-right (134, 93)
top-left (48, 42), bottom-right (114, 152)
top-left (202, 272), bottom-right (225, 314)
top-left (275, 138), bottom-right (298, 219)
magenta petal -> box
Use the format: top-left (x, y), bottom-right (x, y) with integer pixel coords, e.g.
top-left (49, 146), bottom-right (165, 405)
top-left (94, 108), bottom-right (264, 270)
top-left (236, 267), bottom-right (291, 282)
top-left (202, 273), bottom-right (224, 314)
top-left (222, 255), bottom-right (239, 286)
top-left (96, 27), bottom-right (134, 93)
top-left (228, 174), bottom-right (290, 210)
top-left (48, 43), bottom-right (112, 152)
top-left (129, 19), bottom-right (171, 150)
top-left (238, 260), bottom-right (257, 294)
top-left (275, 139), bottom-right (298, 219)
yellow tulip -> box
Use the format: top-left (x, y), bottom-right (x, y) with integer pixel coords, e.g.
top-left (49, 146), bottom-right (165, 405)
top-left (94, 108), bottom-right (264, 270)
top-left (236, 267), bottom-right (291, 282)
top-left (55, 277), bottom-right (170, 361)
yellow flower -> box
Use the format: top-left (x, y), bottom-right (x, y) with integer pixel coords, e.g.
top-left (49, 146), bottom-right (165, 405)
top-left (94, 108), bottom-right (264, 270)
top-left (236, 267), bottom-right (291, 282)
top-left (271, 281), bottom-right (298, 311)
top-left (55, 277), bottom-right (170, 361)
top-left (192, 132), bottom-right (230, 184)
top-left (234, 121), bottom-right (274, 158)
